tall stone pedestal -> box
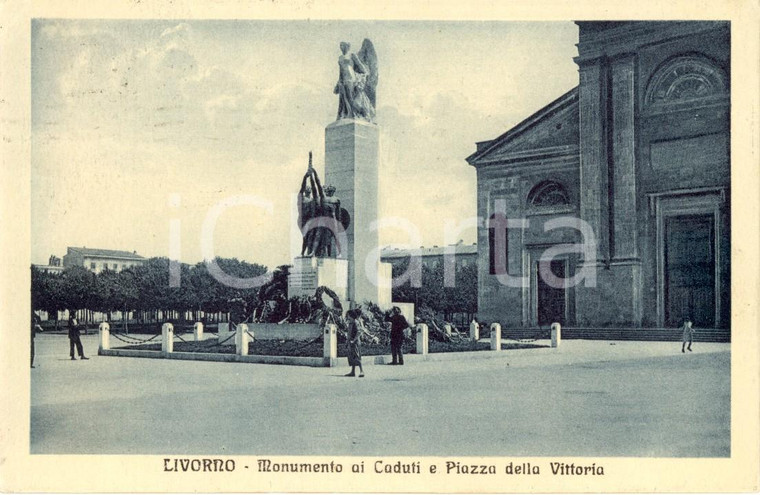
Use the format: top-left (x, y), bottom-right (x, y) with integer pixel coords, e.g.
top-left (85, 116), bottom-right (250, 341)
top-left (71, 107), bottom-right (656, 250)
top-left (325, 119), bottom-right (388, 307)
top-left (288, 256), bottom-right (348, 302)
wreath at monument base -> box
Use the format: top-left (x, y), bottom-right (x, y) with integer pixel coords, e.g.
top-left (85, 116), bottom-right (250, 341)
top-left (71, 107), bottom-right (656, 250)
top-left (252, 285), bottom-right (465, 346)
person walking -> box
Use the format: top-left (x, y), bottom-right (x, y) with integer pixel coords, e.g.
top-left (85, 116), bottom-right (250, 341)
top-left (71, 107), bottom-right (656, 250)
top-left (385, 306), bottom-right (411, 365)
top-left (345, 308), bottom-right (364, 377)
top-left (68, 312), bottom-right (89, 360)
top-left (681, 318), bottom-right (695, 353)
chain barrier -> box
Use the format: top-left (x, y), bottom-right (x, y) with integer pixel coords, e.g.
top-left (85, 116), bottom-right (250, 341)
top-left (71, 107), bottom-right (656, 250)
top-left (110, 333), bottom-right (139, 345)
top-left (216, 332), bottom-right (238, 346)
top-left (502, 328), bottom-right (552, 343)
top-left (110, 332), bottom-right (161, 344)
top-left (291, 334), bottom-right (323, 352)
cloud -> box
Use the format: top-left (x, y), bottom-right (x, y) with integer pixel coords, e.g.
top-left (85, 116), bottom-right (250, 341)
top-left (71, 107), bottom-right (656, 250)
top-left (160, 22), bottom-right (192, 40)
top-left (38, 21), bottom-right (109, 40)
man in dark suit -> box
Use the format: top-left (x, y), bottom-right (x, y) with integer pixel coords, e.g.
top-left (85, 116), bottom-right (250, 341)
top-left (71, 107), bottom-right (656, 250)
top-left (68, 311), bottom-right (89, 360)
top-left (385, 306), bottom-right (411, 366)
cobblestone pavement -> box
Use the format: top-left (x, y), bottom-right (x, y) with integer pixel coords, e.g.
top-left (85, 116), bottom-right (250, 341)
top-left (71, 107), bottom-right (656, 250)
top-left (30, 334), bottom-right (730, 457)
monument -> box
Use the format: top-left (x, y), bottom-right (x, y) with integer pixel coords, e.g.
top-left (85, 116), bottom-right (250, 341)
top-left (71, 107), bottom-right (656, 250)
top-left (288, 39), bottom-right (392, 309)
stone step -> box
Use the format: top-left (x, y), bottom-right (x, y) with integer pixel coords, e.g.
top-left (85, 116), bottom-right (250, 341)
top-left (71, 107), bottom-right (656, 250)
top-left (498, 327), bottom-right (731, 343)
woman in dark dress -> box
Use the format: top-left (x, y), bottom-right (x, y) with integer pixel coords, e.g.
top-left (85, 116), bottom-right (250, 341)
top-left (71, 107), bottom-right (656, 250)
top-left (345, 308), bottom-right (365, 377)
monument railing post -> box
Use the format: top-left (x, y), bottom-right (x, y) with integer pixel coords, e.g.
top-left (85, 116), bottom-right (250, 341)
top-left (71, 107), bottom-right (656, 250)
top-left (161, 323), bottom-right (174, 354)
top-left (236, 324), bottom-right (249, 356)
top-left (98, 322), bottom-right (110, 352)
top-left (470, 320), bottom-right (480, 341)
top-left (490, 323), bottom-right (502, 351)
top-left (551, 322), bottom-right (562, 348)
top-left (323, 324), bottom-right (337, 365)
top-left (193, 322), bottom-right (204, 341)
top-left (416, 323), bottom-right (429, 356)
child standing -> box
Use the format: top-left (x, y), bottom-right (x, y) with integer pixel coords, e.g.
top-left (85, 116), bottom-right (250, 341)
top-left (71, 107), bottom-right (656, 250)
top-left (681, 318), bottom-right (695, 353)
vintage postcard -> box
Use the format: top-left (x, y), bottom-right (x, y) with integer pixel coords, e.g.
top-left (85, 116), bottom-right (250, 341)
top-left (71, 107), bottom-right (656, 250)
top-left (1, 0), bottom-right (758, 493)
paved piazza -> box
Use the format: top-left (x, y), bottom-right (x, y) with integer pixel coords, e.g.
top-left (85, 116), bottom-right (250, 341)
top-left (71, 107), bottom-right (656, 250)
top-left (30, 334), bottom-right (730, 457)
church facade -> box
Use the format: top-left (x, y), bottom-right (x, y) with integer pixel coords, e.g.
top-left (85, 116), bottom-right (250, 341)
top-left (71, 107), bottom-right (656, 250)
top-left (466, 22), bottom-right (730, 331)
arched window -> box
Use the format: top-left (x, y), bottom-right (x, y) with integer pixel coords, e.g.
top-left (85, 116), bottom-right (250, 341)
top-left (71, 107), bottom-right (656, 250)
top-left (527, 180), bottom-right (571, 209)
top-left (488, 213), bottom-right (508, 275)
top-left (644, 55), bottom-right (728, 108)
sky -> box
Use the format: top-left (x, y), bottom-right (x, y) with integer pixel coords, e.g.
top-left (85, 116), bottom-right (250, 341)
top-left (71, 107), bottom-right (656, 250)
top-left (31, 20), bottom-right (579, 269)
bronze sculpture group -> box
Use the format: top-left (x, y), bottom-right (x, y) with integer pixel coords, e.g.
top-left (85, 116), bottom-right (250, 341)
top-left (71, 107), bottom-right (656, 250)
top-left (297, 152), bottom-right (350, 258)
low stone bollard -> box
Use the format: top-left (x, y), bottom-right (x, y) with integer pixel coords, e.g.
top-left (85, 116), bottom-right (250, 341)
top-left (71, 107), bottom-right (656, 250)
top-left (323, 324), bottom-right (337, 362)
top-left (161, 323), bottom-right (174, 354)
top-left (490, 322), bottom-right (502, 351)
top-left (551, 322), bottom-right (561, 348)
top-left (193, 322), bottom-right (204, 341)
top-left (98, 322), bottom-right (110, 351)
top-left (236, 324), bottom-right (250, 356)
top-left (416, 323), bottom-right (429, 356)
top-left (470, 320), bottom-right (480, 341)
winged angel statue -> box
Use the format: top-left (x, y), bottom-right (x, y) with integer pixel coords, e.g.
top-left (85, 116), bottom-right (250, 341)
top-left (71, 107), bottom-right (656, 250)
top-left (334, 39), bottom-right (378, 122)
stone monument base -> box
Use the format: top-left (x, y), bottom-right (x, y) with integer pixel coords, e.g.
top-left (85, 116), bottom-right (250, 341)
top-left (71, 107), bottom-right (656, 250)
top-left (374, 261), bottom-right (393, 310)
top-left (287, 256), bottom-right (349, 303)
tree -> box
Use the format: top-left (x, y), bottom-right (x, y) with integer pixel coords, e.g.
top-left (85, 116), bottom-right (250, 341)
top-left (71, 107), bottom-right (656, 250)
top-left (58, 265), bottom-right (96, 316)
top-left (30, 256), bottom-right (276, 326)
top-left (390, 256), bottom-right (478, 322)
top-left (389, 257), bottom-right (419, 306)
top-left (117, 267), bottom-right (140, 331)
top-left (131, 257), bottom-right (174, 321)
top-left (92, 268), bottom-right (121, 321)
top-left (31, 266), bottom-right (65, 327)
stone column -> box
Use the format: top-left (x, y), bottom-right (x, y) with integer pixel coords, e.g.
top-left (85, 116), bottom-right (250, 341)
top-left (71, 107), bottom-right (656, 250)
top-left (161, 323), bottom-right (174, 354)
top-left (551, 322), bottom-right (561, 348)
top-left (98, 322), bottom-right (110, 351)
top-left (469, 320), bottom-right (480, 341)
top-left (490, 323), bottom-right (501, 351)
top-left (609, 53), bottom-right (642, 326)
top-left (236, 324), bottom-right (249, 356)
top-left (323, 324), bottom-right (337, 363)
top-left (578, 57), bottom-right (610, 261)
top-left (611, 53), bottom-right (638, 259)
top-left (415, 323), bottom-right (429, 356)
top-left (193, 322), bottom-right (204, 341)
top-left (324, 119), bottom-right (380, 306)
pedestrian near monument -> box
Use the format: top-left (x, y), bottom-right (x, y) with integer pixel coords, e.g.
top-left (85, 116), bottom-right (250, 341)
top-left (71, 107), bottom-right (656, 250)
top-left (681, 318), bottom-right (695, 353)
top-left (470, 317), bottom-right (480, 341)
top-left (345, 308), bottom-right (364, 377)
top-left (385, 306), bottom-right (411, 365)
top-left (67, 312), bottom-right (89, 361)
top-left (31, 312), bottom-right (42, 368)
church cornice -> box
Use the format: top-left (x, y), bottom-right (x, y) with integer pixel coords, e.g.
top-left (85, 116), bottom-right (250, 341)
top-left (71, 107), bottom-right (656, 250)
top-left (466, 88), bottom-right (579, 166)
top-left (475, 144), bottom-right (580, 166)
top-left (478, 152), bottom-right (579, 180)
top-left (574, 21), bottom-right (729, 65)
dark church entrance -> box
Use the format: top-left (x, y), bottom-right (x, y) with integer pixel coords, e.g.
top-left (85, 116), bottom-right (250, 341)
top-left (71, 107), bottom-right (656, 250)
top-left (536, 259), bottom-right (566, 325)
top-left (665, 215), bottom-right (716, 327)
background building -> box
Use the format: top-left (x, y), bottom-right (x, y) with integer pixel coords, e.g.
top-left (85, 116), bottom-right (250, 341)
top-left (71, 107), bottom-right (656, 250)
top-left (380, 242), bottom-right (478, 270)
top-left (62, 247), bottom-right (145, 274)
top-left (466, 21), bottom-right (730, 332)
top-left (32, 255), bottom-right (65, 275)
